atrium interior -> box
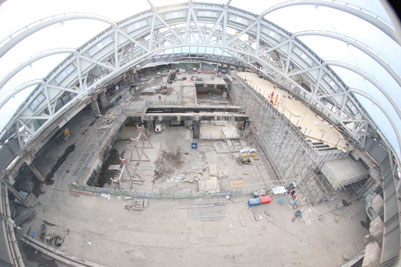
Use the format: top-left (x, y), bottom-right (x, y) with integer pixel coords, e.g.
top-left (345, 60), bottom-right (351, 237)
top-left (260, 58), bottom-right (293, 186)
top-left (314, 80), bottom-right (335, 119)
top-left (0, 1), bottom-right (400, 266)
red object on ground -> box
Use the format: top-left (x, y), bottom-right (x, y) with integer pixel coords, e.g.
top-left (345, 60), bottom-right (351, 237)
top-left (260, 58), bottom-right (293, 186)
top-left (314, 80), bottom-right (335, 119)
top-left (259, 195), bottom-right (272, 204)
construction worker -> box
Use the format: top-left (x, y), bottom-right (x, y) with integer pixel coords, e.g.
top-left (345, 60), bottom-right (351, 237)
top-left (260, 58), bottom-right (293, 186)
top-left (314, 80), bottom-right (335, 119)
top-left (292, 197), bottom-right (298, 209)
top-left (274, 94), bottom-right (279, 105)
top-left (290, 188), bottom-right (296, 199)
top-left (270, 91), bottom-right (274, 103)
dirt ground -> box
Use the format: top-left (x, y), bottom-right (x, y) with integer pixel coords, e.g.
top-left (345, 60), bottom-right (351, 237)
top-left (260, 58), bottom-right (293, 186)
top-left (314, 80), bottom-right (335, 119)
top-left (21, 125), bottom-right (367, 267)
top-left (21, 190), bottom-right (367, 267)
top-left (18, 72), bottom-right (367, 267)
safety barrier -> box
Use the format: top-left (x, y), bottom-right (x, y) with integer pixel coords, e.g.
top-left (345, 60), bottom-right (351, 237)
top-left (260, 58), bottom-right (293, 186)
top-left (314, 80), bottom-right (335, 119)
top-left (69, 184), bottom-right (240, 199)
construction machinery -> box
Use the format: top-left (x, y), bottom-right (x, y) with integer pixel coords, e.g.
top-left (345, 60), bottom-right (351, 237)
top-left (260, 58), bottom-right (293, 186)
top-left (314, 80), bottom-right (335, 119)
top-left (56, 127), bottom-right (71, 144)
top-left (239, 154), bottom-right (252, 165)
top-left (160, 85), bottom-right (167, 95)
top-left (167, 70), bottom-right (176, 83)
top-left (239, 147), bottom-right (259, 165)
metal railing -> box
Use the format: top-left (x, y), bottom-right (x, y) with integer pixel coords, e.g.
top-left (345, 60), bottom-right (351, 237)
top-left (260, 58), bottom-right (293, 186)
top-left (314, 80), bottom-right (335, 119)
top-left (0, 181), bottom-right (25, 266)
top-left (69, 184), bottom-right (239, 199)
top-left (69, 179), bottom-right (291, 199)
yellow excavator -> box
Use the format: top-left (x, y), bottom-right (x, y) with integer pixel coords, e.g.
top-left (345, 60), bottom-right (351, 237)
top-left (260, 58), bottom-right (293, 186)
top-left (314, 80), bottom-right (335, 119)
top-left (239, 148), bottom-right (259, 165)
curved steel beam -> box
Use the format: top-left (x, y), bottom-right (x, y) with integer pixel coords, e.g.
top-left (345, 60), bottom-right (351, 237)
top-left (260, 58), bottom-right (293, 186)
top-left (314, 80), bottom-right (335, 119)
top-left (259, 0), bottom-right (401, 46)
top-left (350, 88), bottom-right (401, 158)
top-left (0, 48), bottom-right (76, 90)
top-left (0, 79), bottom-right (43, 109)
top-left (293, 30), bottom-right (401, 88)
top-left (0, 13), bottom-right (116, 59)
top-left (0, 3), bottom-right (397, 155)
top-left (324, 60), bottom-right (401, 122)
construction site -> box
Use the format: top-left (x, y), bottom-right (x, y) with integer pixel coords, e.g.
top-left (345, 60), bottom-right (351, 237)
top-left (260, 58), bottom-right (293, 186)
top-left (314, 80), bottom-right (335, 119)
top-left (0, 67), bottom-right (383, 267)
top-left (0, 1), bottom-right (400, 267)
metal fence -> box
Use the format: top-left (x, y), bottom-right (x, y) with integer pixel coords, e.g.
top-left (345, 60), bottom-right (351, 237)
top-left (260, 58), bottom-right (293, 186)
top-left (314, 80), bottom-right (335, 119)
top-left (69, 184), bottom-right (241, 199)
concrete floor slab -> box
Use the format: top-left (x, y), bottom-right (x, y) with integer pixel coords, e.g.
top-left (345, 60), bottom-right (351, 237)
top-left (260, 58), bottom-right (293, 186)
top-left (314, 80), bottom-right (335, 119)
top-left (237, 72), bottom-right (349, 150)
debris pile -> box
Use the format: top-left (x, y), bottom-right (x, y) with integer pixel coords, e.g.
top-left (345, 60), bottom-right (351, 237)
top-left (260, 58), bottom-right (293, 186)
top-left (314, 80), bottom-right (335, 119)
top-left (38, 222), bottom-right (66, 247)
top-left (154, 148), bottom-right (183, 183)
top-left (124, 199), bottom-right (148, 211)
top-left (102, 113), bottom-right (116, 124)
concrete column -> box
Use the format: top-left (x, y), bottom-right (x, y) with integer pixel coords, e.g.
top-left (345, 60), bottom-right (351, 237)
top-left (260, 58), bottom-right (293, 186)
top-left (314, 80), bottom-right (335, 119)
top-left (144, 120), bottom-right (151, 130)
top-left (128, 70), bottom-right (134, 85)
top-left (28, 163), bottom-right (45, 182)
top-left (242, 121), bottom-right (250, 137)
top-left (90, 98), bottom-right (101, 116)
top-left (397, 179), bottom-right (401, 195)
top-left (193, 120), bottom-right (200, 139)
top-left (25, 153), bottom-right (45, 182)
top-left (2, 178), bottom-right (29, 207)
top-left (99, 91), bottom-right (108, 108)
top-left (132, 70), bottom-right (139, 83)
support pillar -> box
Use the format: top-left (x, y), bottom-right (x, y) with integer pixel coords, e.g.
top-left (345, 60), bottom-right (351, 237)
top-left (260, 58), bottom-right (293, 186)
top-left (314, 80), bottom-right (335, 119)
top-left (242, 120), bottom-right (250, 137)
top-left (131, 70), bottom-right (139, 83)
top-left (25, 153), bottom-right (45, 182)
top-left (2, 178), bottom-right (29, 207)
top-left (193, 120), bottom-right (200, 139)
top-left (143, 120), bottom-right (151, 130)
top-left (90, 97), bottom-right (101, 116)
top-left (28, 163), bottom-right (45, 182)
top-left (128, 70), bottom-right (134, 85)
top-left (99, 91), bottom-right (108, 109)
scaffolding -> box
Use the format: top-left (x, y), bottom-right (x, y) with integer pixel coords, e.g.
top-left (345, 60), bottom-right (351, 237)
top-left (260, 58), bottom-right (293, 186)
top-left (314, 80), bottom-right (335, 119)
top-left (130, 126), bottom-right (153, 161)
top-left (229, 73), bottom-right (347, 204)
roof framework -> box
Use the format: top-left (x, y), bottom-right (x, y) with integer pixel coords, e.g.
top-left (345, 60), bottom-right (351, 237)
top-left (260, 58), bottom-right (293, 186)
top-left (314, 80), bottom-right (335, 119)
top-left (0, 2), bottom-right (400, 266)
top-left (0, 1), bottom-right (399, 165)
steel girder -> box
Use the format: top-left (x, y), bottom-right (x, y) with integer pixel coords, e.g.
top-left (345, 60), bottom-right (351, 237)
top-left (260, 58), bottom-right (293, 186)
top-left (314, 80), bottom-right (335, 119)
top-left (0, 2), bottom-right (400, 160)
top-left (259, 0), bottom-right (401, 46)
top-left (0, 13), bottom-right (117, 58)
top-left (0, 48), bottom-right (77, 95)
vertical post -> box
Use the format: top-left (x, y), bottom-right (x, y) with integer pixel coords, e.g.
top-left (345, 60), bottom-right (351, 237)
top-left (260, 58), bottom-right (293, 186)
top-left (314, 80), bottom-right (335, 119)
top-left (91, 97), bottom-right (101, 116)
top-left (149, 14), bottom-right (156, 51)
top-left (256, 21), bottom-right (260, 55)
top-left (285, 39), bottom-right (292, 75)
top-left (76, 56), bottom-right (84, 91)
top-left (28, 163), bottom-right (45, 182)
top-left (2, 177), bottom-right (29, 207)
top-left (99, 91), bottom-right (109, 109)
top-left (114, 28), bottom-right (119, 68)
top-left (185, 5), bottom-right (191, 43)
top-left (25, 152), bottom-right (45, 182)
top-left (223, 6), bottom-right (228, 45)
top-left (193, 120), bottom-right (200, 139)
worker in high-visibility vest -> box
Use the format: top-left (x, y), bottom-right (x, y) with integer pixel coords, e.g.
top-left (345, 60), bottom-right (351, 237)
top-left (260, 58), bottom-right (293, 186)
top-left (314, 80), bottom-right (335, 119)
top-left (270, 92), bottom-right (274, 103)
top-left (274, 94), bottom-right (279, 105)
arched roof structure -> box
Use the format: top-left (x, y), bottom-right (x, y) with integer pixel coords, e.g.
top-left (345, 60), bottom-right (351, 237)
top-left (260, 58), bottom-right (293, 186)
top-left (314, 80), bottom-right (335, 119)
top-left (0, 1), bottom-right (399, 159)
top-left (0, 1), bottom-right (400, 265)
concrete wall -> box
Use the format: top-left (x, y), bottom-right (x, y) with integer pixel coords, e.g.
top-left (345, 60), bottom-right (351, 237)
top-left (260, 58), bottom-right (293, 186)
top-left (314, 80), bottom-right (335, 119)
top-left (364, 137), bottom-right (400, 266)
top-left (0, 139), bottom-right (19, 170)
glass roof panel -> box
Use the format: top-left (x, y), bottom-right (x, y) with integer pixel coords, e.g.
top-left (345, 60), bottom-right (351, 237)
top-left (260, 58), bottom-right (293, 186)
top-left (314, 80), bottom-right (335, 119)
top-left (0, 0), bottom-right (400, 155)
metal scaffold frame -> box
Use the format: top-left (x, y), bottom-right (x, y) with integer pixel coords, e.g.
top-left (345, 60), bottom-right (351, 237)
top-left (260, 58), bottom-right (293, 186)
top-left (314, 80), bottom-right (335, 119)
top-left (231, 73), bottom-right (346, 204)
